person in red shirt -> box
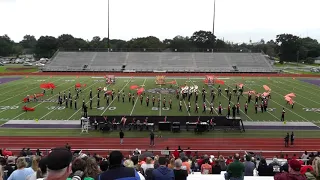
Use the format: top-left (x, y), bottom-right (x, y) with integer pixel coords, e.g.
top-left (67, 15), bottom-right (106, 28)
top-left (226, 156), bottom-right (233, 165)
top-left (292, 154), bottom-right (297, 160)
top-left (173, 149), bottom-right (180, 159)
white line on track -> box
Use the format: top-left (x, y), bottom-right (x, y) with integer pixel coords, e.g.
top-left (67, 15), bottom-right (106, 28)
top-left (39, 82), bottom-right (98, 120)
top-left (100, 79), bottom-right (132, 116)
top-left (0, 77), bottom-right (64, 103)
top-left (130, 78), bottom-right (146, 116)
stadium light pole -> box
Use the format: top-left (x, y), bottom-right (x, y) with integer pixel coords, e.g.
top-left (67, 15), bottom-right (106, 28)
top-left (108, 0), bottom-right (110, 52)
top-left (212, 0), bottom-right (216, 53)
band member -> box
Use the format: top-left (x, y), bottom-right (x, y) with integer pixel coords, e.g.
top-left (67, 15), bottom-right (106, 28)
top-left (74, 99), bottom-right (77, 110)
top-left (195, 103), bottom-right (199, 113)
top-left (63, 92), bottom-right (66, 101)
top-left (179, 100), bottom-right (182, 111)
top-left (202, 91), bottom-right (206, 102)
top-left (211, 91), bottom-right (215, 103)
top-left (111, 90), bottom-right (114, 100)
top-left (90, 98), bottom-right (93, 109)
top-left (188, 92), bottom-right (191, 102)
top-left (97, 90), bottom-right (100, 99)
top-left (97, 97), bottom-right (100, 108)
top-left (202, 86), bottom-right (205, 93)
top-left (237, 95), bottom-right (240, 102)
top-left (76, 90), bottom-right (79, 99)
top-left (157, 97), bottom-right (160, 107)
top-left (140, 95), bottom-right (143, 105)
top-left (228, 93), bottom-right (232, 102)
top-left (152, 96), bottom-right (155, 107)
top-left (281, 108), bottom-right (285, 122)
top-left (209, 117), bottom-right (214, 130)
top-left (82, 99), bottom-right (85, 110)
top-left (211, 89), bottom-right (214, 97)
top-left (58, 93), bottom-right (61, 104)
top-left (106, 95), bottom-right (110, 106)
top-left (104, 91), bottom-right (107, 99)
top-left (290, 132), bottom-right (295, 145)
top-left (51, 88), bottom-right (53, 95)
top-left (122, 91), bottom-right (125, 103)
top-left (210, 103), bottom-right (214, 114)
top-left (68, 90), bottom-right (71, 99)
top-left (83, 105), bottom-right (88, 118)
top-left (236, 101), bottom-right (240, 115)
top-left (218, 86), bottom-right (222, 96)
top-left (232, 105), bottom-right (236, 118)
top-left (169, 98), bottom-right (172, 109)
top-left (132, 95), bottom-right (135, 105)
top-left (284, 133), bottom-right (289, 147)
top-left (163, 98), bottom-right (166, 108)
top-left (218, 102), bottom-right (222, 115)
top-left (264, 99), bottom-right (267, 112)
top-left (255, 102), bottom-right (258, 114)
top-left (244, 101), bottom-right (248, 114)
top-left (146, 96), bottom-right (149, 107)
top-left (43, 89), bottom-right (46, 95)
top-left (33, 94), bottom-right (37, 102)
top-left (188, 102), bottom-right (191, 112)
top-left (255, 95), bottom-right (258, 103)
top-left (248, 92), bottom-right (252, 104)
top-left (226, 87), bottom-right (229, 96)
top-left (291, 102), bottom-right (294, 109)
top-left (69, 98), bottom-right (72, 108)
top-left (202, 102), bottom-right (206, 113)
top-left (260, 102), bottom-right (264, 113)
top-left (128, 92), bottom-right (131, 102)
top-left (65, 97), bottom-right (68, 108)
top-left (118, 90), bottom-right (120, 101)
top-left (195, 91), bottom-right (198, 102)
top-left (227, 102), bottom-right (231, 118)
top-left (176, 89), bottom-right (180, 99)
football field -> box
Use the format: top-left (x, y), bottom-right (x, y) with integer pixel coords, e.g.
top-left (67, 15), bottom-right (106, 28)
top-left (0, 75), bottom-right (319, 123)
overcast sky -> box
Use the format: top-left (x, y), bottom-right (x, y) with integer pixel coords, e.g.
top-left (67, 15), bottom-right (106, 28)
top-left (1, 0), bottom-right (320, 43)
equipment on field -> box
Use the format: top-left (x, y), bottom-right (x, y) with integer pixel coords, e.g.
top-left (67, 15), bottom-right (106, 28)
top-left (81, 117), bottom-right (89, 133)
top-left (155, 76), bottom-right (166, 85)
top-left (106, 75), bottom-right (115, 84)
top-left (204, 75), bottom-right (215, 85)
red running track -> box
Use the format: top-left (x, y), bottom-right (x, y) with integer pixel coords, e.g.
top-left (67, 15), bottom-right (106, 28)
top-left (1, 137), bottom-right (319, 158)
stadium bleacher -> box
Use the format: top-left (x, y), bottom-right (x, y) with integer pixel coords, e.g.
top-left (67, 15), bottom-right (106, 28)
top-left (44, 51), bottom-right (275, 72)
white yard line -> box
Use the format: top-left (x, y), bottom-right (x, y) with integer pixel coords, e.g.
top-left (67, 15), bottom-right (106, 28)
top-left (0, 79), bottom-right (41, 96)
top-left (0, 77), bottom-right (64, 103)
top-left (100, 80), bottom-right (132, 116)
top-left (0, 78), bottom-right (67, 115)
top-left (211, 82), bottom-right (254, 121)
top-left (130, 78), bottom-right (146, 116)
top-left (282, 78), bottom-right (320, 93)
top-left (258, 79), bottom-right (320, 116)
top-left (39, 82), bottom-right (98, 120)
top-left (175, 79), bottom-right (190, 116)
top-left (12, 80), bottom-right (83, 120)
top-left (230, 78), bottom-right (309, 121)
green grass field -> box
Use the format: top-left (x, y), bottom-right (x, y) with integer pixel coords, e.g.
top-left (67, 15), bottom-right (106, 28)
top-left (0, 65), bottom-right (39, 73)
top-left (0, 76), bottom-right (319, 122)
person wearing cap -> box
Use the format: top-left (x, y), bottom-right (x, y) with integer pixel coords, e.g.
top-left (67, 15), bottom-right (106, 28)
top-left (44, 147), bottom-right (73, 180)
top-left (7, 157), bottom-right (34, 180)
top-left (274, 159), bottom-right (307, 180)
top-left (97, 151), bottom-right (141, 180)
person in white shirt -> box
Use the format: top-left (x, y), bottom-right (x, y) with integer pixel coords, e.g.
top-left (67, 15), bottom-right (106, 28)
top-left (301, 151), bottom-right (309, 159)
top-left (141, 157), bottom-right (154, 174)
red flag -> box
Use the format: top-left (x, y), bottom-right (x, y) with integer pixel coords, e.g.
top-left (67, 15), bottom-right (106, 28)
top-left (130, 85), bottom-right (139, 90)
top-left (22, 106), bottom-right (35, 111)
top-left (215, 79), bottom-right (225, 85)
top-left (137, 87), bottom-right (145, 96)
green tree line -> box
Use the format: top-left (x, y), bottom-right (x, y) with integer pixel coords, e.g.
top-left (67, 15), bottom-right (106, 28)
top-left (1, 31), bottom-right (320, 63)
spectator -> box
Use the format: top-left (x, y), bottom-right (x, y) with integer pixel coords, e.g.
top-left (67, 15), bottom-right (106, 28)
top-left (218, 155), bottom-right (227, 171)
top-left (173, 159), bottom-right (188, 180)
top-left (200, 158), bottom-right (212, 174)
top-left (301, 151), bottom-right (309, 160)
top-left (152, 157), bottom-right (174, 180)
top-left (224, 154), bottom-right (244, 180)
top-left (36, 157), bottom-right (48, 179)
top-left (0, 165), bottom-right (4, 180)
top-left (7, 157), bottom-right (34, 180)
top-left (185, 147), bottom-right (191, 158)
top-left (305, 157), bottom-right (320, 180)
top-left (131, 156), bottom-right (144, 176)
top-left (65, 143), bottom-right (71, 151)
top-left (98, 151), bottom-right (141, 180)
top-left (181, 157), bottom-right (191, 174)
top-left (190, 157), bottom-right (198, 172)
top-left (269, 157), bottom-right (282, 175)
top-left (274, 159), bottom-right (307, 180)
top-left (35, 149), bottom-right (42, 157)
top-left (141, 157), bottom-right (154, 174)
top-left (173, 150), bottom-right (179, 159)
top-left (26, 148), bottom-right (33, 156)
top-left (68, 158), bottom-right (86, 179)
top-left (243, 155), bottom-right (255, 176)
top-left (257, 158), bottom-right (271, 176)
top-left (179, 150), bottom-right (185, 159)
top-left (167, 158), bottom-right (175, 169)
top-left (84, 157), bottom-right (100, 179)
top-left (99, 161), bottom-right (109, 172)
top-left (226, 156), bottom-right (233, 165)
top-left (2, 148), bottom-right (13, 156)
top-left (20, 148), bottom-right (27, 157)
top-left (212, 160), bottom-right (222, 174)
top-left (31, 156), bottom-right (41, 172)
top-left (0, 157), bottom-right (14, 178)
top-left (292, 154), bottom-right (298, 160)
top-left (45, 147), bottom-right (73, 180)
top-left (123, 160), bottom-right (145, 180)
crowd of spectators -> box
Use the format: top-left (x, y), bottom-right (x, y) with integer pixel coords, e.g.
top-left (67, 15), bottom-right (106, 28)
top-left (0, 146), bottom-right (320, 180)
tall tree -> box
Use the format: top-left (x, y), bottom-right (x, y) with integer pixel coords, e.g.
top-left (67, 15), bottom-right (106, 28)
top-left (35, 36), bottom-right (58, 58)
top-left (190, 30), bottom-right (216, 50)
top-left (20, 35), bottom-right (37, 51)
top-left (57, 34), bottom-right (75, 49)
top-left (0, 35), bottom-right (15, 56)
top-left (276, 34), bottom-right (301, 62)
